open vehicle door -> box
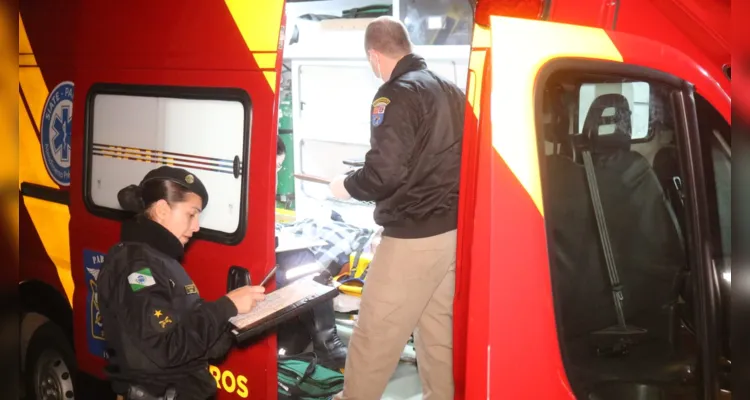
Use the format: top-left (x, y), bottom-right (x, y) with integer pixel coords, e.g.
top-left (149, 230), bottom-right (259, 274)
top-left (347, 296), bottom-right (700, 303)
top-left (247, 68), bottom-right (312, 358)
top-left (456, 16), bottom-right (730, 400)
top-left (67, 2), bottom-right (286, 398)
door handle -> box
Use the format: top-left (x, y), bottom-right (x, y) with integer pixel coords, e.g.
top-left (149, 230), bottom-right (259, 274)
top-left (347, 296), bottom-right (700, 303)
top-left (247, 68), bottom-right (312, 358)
top-left (227, 265), bottom-right (250, 293)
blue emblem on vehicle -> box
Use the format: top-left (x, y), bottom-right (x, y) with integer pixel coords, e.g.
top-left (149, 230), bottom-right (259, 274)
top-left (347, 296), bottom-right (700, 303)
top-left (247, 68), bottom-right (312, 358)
top-left (84, 249), bottom-right (108, 358)
top-left (41, 81), bottom-right (74, 186)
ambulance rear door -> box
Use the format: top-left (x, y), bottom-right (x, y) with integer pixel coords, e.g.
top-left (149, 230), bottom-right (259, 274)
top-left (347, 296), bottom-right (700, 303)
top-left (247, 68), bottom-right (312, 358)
top-left (67, 1), bottom-right (287, 399)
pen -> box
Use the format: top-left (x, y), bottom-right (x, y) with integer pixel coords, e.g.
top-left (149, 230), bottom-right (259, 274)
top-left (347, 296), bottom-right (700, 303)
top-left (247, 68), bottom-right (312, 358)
top-left (259, 265), bottom-right (278, 287)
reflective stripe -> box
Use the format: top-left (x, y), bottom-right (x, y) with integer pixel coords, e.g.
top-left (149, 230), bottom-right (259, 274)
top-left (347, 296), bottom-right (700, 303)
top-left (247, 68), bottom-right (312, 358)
top-left (23, 197), bottom-right (74, 305)
top-left (224, 0), bottom-right (284, 92)
top-left (19, 92), bottom-right (59, 189)
top-left (489, 16), bottom-right (623, 216)
top-left (19, 15), bottom-right (49, 133)
top-left (19, 13), bottom-right (73, 305)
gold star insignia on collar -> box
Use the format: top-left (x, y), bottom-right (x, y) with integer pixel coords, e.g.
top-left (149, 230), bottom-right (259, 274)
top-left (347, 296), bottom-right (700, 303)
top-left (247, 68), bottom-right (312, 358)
top-left (154, 310), bottom-right (163, 318)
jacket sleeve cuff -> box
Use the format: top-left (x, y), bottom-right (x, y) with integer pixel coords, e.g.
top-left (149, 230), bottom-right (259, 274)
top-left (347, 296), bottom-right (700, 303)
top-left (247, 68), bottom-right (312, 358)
top-left (215, 295), bottom-right (238, 320)
top-left (343, 174), bottom-right (364, 200)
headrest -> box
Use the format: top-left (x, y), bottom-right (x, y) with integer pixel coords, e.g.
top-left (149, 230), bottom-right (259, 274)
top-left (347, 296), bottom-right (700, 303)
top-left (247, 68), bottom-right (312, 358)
top-left (582, 93), bottom-right (633, 153)
top-left (542, 86), bottom-right (571, 144)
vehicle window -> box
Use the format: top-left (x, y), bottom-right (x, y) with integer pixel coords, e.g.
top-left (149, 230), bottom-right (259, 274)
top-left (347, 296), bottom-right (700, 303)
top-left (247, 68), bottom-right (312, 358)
top-left (709, 136), bottom-right (731, 257)
top-left (400, 0), bottom-right (474, 45)
top-left (694, 94), bottom-right (731, 388)
top-left (579, 82), bottom-right (651, 140)
top-left (695, 95), bottom-right (731, 259)
top-left (708, 129), bottom-right (731, 377)
top-left (85, 87), bottom-right (249, 237)
top-left (539, 71), bottom-right (699, 398)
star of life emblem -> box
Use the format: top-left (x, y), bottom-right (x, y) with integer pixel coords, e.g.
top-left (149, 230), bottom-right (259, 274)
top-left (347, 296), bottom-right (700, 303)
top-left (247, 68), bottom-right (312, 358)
top-left (41, 81), bottom-right (75, 186)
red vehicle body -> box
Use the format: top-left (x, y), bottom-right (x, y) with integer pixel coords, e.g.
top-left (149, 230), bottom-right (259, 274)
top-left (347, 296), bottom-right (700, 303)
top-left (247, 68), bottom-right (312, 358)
top-left (17, 0), bottom-right (730, 399)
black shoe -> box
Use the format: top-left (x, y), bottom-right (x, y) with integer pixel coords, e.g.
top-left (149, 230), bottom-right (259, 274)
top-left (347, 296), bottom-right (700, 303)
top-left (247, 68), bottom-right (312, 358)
top-left (300, 299), bottom-right (347, 370)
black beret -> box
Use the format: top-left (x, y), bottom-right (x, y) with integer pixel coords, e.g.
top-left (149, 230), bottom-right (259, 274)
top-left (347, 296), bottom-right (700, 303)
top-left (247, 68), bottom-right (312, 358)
top-left (140, 166), bottom-right (209, 209)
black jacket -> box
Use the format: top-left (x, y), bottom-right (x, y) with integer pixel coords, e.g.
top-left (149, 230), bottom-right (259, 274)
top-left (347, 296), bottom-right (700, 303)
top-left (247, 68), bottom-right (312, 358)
top-left (344, 54), bottom-right (465, 238)
top-left (97, 216), bottom-right (237, 399)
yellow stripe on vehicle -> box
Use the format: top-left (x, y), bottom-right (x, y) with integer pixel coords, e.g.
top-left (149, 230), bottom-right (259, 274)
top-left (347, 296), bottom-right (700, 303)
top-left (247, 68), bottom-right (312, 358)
top-left (18, 94), bottom-right (58, 189)
top-left (19, 53), bottom-right (36, 67)
top-left (19, 12), bottom-right (73, 306)
top-left (224, 0), bottom-right (284, 92)
top-left (23, 197), bottom-right (74, 305)
top-left (19, 15), bottom-right (48, 131)
top-left (489, 16), bottom-right (623, 216)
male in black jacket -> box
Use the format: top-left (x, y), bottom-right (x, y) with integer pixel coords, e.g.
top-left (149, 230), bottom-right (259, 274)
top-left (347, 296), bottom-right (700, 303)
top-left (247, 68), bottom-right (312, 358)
top-left (329, 16), bottom-right (464, 400)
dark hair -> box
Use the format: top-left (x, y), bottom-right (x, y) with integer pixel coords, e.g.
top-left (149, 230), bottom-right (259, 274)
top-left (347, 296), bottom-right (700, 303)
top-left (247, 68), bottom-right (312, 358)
top-left (118, 180), bottom-right (192, 215)
top-left (364, 17), bottom-right (412, 57)
top-left (277, 136), bottom-right (286, 156)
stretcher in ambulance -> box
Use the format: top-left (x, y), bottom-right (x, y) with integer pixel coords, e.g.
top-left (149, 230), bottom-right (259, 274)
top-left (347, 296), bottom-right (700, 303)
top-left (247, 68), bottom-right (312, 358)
top-left (16, 0), bottom-right (730, 399)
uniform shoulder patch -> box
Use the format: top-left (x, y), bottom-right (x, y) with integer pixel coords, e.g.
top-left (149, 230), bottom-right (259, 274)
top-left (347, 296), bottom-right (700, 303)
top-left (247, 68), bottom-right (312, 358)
top-left (128, 268), bottom-right (156, 292)
top-left (371, 97), bottom-right (391, 127)
top-left (184, 283), bottom-right (199, 295)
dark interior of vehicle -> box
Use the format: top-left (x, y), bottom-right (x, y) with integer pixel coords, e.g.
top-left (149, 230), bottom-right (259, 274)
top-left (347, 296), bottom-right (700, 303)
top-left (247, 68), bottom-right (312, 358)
top-left (539, 76), bottom-right (704, 399)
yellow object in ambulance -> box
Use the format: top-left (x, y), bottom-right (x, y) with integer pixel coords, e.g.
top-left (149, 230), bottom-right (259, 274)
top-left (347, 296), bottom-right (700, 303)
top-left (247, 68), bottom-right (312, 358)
top-left (333, 251), bottom-right (373, 297)
top-left (275, 207), bottom-right (296, 224)
top-left (349, 252), bottom-right (373, 279)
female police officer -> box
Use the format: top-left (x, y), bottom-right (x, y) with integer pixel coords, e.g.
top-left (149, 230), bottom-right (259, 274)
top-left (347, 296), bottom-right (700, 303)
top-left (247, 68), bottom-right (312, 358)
top-left (97, 166), bottom-right (265, 400)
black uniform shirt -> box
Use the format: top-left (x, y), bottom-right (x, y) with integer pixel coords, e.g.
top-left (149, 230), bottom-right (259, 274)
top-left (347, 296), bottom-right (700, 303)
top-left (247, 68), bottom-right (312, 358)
top-left (97, 216), bottom-right (237, 399)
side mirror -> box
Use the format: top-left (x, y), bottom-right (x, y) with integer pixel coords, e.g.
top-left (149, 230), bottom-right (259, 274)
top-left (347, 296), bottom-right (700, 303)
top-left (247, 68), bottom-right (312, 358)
top-left (227, 266), bottom-right (250, 293)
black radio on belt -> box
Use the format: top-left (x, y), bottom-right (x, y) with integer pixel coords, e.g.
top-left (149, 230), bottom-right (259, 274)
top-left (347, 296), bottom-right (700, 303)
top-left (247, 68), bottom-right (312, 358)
top-left (126, 385), bottom-right (176, 400)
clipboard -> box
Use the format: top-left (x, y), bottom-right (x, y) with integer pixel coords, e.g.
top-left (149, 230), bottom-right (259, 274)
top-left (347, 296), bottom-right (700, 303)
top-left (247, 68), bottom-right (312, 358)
top-left (229, 276), bottom-right (339, 343)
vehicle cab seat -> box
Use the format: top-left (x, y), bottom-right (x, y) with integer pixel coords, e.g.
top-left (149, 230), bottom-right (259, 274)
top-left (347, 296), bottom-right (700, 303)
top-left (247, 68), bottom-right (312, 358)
top-left (544, 93), bottom-right (690, 396)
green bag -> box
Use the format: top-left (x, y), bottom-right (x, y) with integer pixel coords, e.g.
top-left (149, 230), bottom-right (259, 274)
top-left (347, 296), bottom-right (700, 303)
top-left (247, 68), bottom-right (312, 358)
top-left (278, 352), bottom-right (344, 400)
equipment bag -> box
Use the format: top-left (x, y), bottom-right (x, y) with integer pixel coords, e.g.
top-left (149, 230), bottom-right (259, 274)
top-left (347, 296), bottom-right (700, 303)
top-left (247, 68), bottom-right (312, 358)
top-left (278, 352), bottom-right (345, 400)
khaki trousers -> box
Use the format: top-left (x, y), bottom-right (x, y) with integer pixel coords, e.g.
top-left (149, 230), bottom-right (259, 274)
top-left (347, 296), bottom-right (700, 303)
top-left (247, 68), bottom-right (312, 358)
top-left (334, 229), bottom-right (457, 400)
